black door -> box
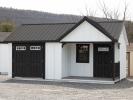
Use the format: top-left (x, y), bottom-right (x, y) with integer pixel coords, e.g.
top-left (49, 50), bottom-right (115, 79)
top-left (12, 43), bottom-right (45, 78)
top-left (94, 44), bottom-right (114, 78)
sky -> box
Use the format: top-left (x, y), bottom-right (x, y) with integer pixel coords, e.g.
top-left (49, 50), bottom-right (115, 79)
top-left (0, 0), bottom-right (132, 20)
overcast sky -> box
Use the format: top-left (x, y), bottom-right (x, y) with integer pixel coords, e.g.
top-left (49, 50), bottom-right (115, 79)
top-left (0, 0), bottom-right (132, 20)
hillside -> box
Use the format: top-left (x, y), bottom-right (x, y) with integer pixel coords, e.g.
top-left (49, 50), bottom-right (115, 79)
top-left (0, 7), bottom-right (115, 25)
top-left (0, 7), bottom-right (82, 25)
top-left (0, 7), bottom-right (132, 42)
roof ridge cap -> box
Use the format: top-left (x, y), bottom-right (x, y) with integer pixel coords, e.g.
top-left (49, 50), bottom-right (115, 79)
top-left (98, 21), bottom-right (124, 23)
top-left (22, 23), bottom-right (77, 25)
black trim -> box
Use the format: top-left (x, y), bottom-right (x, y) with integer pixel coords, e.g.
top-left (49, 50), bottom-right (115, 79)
top-left (58, 16), bottom-right (117, 42)
top-left (42, 44), bottom-right (45, 79)
top-left (114, 62), bottom-right (120, 78)
top-left (113, 43), bottom-right (115, 80)
top-left (12, 45), bottom-right (15, 78)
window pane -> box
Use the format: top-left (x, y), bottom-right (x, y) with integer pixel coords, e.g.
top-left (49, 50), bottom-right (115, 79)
top-left (76, 44), bottom-right (89, 63)
top-left (98, 47), bottom-right (109, 52)
top-left (30, 46), bottom-right (41, 50)
top-left (16, 46), bottom-right (26, 51)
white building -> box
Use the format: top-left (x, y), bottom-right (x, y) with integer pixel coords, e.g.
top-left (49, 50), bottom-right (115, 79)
top-left (2, 17), bottom-right (128, 84)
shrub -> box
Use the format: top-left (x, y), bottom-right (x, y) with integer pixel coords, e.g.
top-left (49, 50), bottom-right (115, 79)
top-left (0, 22), bottom-right (15, 32)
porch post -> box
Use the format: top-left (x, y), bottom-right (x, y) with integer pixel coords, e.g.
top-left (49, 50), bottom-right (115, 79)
top-left (113, 43), bottom-right (115, 81)
top-left (113, 63), bottom-right (115, 81)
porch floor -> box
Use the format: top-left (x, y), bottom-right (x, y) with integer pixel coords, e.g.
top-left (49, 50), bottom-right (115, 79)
top-left (63, 76), bottom-right (113, 80)
top-left (62, 76), bottom-right (120, 84)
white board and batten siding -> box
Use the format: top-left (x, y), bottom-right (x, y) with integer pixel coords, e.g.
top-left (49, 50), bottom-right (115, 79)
top-left (62, 44), bottom-right (70, 77)
top-left (70, 44), bottom-right (93, 77)
top-left (119, 26), bottom-right (128, 80)
top-left (61, 21), bottom-right (111, 42)
top-left (45, 43), bottom-right (62, 79)
top-left (0, 43), bottom-right (12, 77)
top-left (62, 43), bottom-right (93, 77)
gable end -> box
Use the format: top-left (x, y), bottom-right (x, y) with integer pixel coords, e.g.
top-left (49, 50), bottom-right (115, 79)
top-left (58, 17), bottom-right (117, 42)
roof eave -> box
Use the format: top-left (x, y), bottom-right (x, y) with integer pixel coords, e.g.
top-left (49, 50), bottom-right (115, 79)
top-left (4, 40), bottom-right (60, 43)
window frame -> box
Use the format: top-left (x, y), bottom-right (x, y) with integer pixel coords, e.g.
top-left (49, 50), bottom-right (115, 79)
top-left (98, 47), bottom-right (110, 52)
top-left (76, 44), bottom-right (90, 63)
top-left (16, 46), bottom-right (26, 51)
top-left (30, 46), bottom-right (41, 51)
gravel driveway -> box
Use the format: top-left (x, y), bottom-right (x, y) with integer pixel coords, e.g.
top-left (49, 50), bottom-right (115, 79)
top-left (0, 76), bottom-right (133, 100)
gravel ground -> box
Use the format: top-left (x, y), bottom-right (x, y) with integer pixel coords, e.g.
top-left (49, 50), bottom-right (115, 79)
top-left (0, 76), bottom-right (133, 100)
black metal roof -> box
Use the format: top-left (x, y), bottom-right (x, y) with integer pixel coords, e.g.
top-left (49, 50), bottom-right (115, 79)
top-left (5, 23), bottom-right (76, 42)
top-left (5, 17), bottom-right (124, 42)
top-left (98, 21), bottom-right (124, 40)
top-left (0, 32), bottom-right (11, 42)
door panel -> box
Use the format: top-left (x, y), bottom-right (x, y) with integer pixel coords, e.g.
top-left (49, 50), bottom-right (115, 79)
top-left (94, 44), bottom-right (114, 78)
top-left (13, 43), bottom-right (45, 78)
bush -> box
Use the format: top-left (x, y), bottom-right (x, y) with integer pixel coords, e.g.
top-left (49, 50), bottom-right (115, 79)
top-left (0, 22), bottom-right (15, 32)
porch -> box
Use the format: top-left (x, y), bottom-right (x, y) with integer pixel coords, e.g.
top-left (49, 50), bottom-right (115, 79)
top-left (61, 43), bottom-right (120, 83)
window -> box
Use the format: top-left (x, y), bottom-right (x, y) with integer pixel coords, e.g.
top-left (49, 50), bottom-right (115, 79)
top-left (76, 44), bottom-right (89, 63)
top-left (16, 46), bottom-right (26, 50)
top-left (98, 47), bottom-right (109, 52)
top-left (30, 46), bottom-right (41, 50)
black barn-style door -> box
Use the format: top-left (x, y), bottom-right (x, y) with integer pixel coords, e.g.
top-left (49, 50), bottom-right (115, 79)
top-left (12, 43), bottom-right (45, 78)
top-left (94, 44), bottom-right (114, 78)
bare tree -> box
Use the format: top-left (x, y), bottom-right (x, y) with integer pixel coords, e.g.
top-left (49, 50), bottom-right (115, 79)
top-left (123, 0), bottom-right (128, 21)
top-left (85, 4), bottom-right (97, 17)
top-left (79, 0), bottom-right (128, 21)
top-left (99, 0), bottom-right (128, 21)
top-left (99, 1), bottom-right (110, 20)
top-left (113, 9), bottom-right (120, 20)
top-left (79, 4), bottom-right (97, 17)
